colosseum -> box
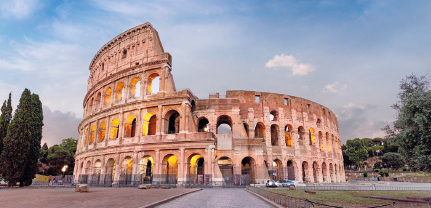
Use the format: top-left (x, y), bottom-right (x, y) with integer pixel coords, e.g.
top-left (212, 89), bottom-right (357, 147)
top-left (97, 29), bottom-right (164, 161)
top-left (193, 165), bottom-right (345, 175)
top-left (74, 22), bottom-right (345, 187)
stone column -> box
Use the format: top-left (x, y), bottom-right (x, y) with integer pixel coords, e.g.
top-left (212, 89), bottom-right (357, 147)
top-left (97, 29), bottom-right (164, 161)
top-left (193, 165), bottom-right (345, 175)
top-left (279, 128), bottom-right (286, 147)
top-left (154, 149), bottom-right (161, 176)
top-left (99, 157), bottom-right (106, 185)
top-left (157, 105), bottom-right (163, 139)
top-left (249, 124), bottom-right (255, 139)
top-left (180, 103), bottom-right (188, 133)
top-left (295, 161), bottom-right (303, 182)
top-left (178, 147), bottom-right (186, 186)
top-left (160, 66), bottom-right (166, 93)
top-left (113, 155), bottom-right (121, 185)
top-left (105, 117), bottom-right (111, 145)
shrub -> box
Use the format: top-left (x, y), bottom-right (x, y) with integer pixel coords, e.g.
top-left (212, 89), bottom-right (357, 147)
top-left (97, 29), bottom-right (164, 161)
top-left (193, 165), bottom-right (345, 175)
top-left (379, 170), bottom-right (389, 177)
top-left (363, 173), bottom-right (368, 177)
top-left (403, 168), bottom-right (407, 171)
top-left (385, 172), bottom-right (389, 177)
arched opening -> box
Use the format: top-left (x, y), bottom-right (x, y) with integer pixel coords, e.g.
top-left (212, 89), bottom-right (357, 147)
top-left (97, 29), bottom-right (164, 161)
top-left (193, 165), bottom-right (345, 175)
top-left (85, 161), bottom-right (91, 174)
top-left (254, 122), bottom-right (265, 138)
top-left (302, 161), bottom-right (309, 182)
top-left (319, 131), bottom-right (324, 151)
top-left (139, 156), bottom-right (154, 184)
top-left (271, 124), bottom-right (279, 146)
top-left (105, 158), bottom-right (115, 183)
top-left (90, 125), bottom-right (96, 144)
top-left (89, 98), bottom-right (94, 113)
top-left (165, 110), bottom-right (180, 134)
top-left (326, 132), bottom-right (331, 151)
top-left (322, 162), bottom-right (327, 182)
top-left (84, 128), bottom-right (88, 145)
top-left (130, 77), bottom-right (141, 98)
top-left (269, 110), bottom-right (278, 121)
top-left (189, 154), bottom-right (205, 175)
top-left (217, 115), bottom-right (232, 134)
top-left (243, 123), bottom-right (249, 138)
top-left (329, 163), bottom-right (334, 182)
top-left (142, 112), bottom-right (157, 136)
top-left (298, 126), bottom-right (305, 145)
top-left (124, 115), bottom-right (137, 137)
top-left (316, 119), bottom-right (322, 128)
top-left (120, 156), bottom-right (133, 185)
top-left (197, 117), bottom-right (209, 132)
top-left (330, 134), bottom-right (334, 151)
top-left (218, 157), bottom-right (233, 185)
top-left (92, 160), bottom-right (102, 185)
top-left (241, 157), bottom-right (256, 184)
top-left (109, 118), bottom-right (120, 140)
top-left (309, 128), bottom-right (315, 145)
top-left (334, 164), bottom-right (338, 182)
top-left (287, 160), bottom-right (295, 180)
top-left (272, 159), bottom-right (282, 181)
top-left (313, 161), bottom-right (318, 183)
top-left (162, 154), bottom-right (178, 185)
top-left (285, 124), bottom-right (293, 147)
top-left (116, 82), bottom-right (125, 101)
top-left (95, 92), bottom-right (101, 111)
top-left (104, 88), bottom-right (112, 106)
top-left (148, 73), bottom-right (160, 95)
top-left (99, 122), bottom-right (106, 142)
top-left (190, 100), bottom-right (196, 112)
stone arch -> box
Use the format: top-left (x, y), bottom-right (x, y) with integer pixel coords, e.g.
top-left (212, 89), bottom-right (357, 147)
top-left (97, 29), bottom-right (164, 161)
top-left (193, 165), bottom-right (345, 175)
top-left (115, 82), bottom-right (125, 101)
top-left (302, 161), bottom-right (309, 182)
top-left (84, 127), bottom-right (88, 145)
top-left (286, 160), bottom-right (295, 180)
top-left (309, 128), bottom-right (315, 146)
top-left (148, 73), bottom-right (160, 95)
top-left (329, 163), bottom-right (334, 182)
top-left (104, 87), bottom-right (112, 106)
top-left (142, 112), bottom-right (157, 136)
top-left (197, 117), bottom-right (209, 132)
top-left (129, 77), bottom-right (141, 98)
top-left (94, 159), bottom-right (102, 175)
top-left (99, 122), bottom-right (106, 142)
top-left (124, 115), bottom-right (137, 137)
top-left (241, 157), bottom-right (256, 184)
top-left (326, 132), bottom-right (330, 151)
top-left (270, 124), bottom-right (279, 146)
top-left (164, 110), bottom-right (180, 134)
top-left (334, 163), bottom-right (338, 182)
top-left (316, 118), bottom-right (322, 128)
top-left (217, 115), bottom-right (232, 134)
top-left (85, 160), bottom-right (91, 174)
top-left (139, 156), bottom-right (154, 183)
top-left (109, 118), bottom-right (120, 140)
top-left (105, 158), bottom-right (116, 182)
top-left (89, 97), bottom-right (94, 114)
top-left (121, 156), bottom-right (133, 175)
top-left (322, 162), bottom-right (328, 182)
top-left (298, 126), bottom-right (305, 145)
top-left (285, 124), bottom-right (293, 147)
top-left (218, 156), bottom-right (233, 184)
top-left (318, 131), bottom-right (324, 151)
top-left (272, 159), bottom-right (282, 181)
top-left (269, 110), bottom-right (278, 121)
top-left (255, 122), bottom-right (265, 138)
top-left (162, 154), bottom-right (178, 184)
top-left (188, 153), bottom-right (205, 175)
top-left (90, 125), bottom-right (96, 144)
top-left (312, 161), bottom-right (319, 183)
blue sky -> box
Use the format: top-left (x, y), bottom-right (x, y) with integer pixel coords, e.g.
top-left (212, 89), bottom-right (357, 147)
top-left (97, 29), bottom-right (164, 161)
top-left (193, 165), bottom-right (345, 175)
top-left (0, 0), bottom-right (430, 146)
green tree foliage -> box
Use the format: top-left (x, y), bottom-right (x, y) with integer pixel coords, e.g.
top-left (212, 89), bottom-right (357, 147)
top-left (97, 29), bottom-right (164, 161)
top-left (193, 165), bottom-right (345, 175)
top-left (20, 94), bottom-right (43, 186)
top-left (46, 138), bottom-right (77, 175)
top-left (345, 138), bottom-right (368, 169)
top-left (0, 93), bottom-right (12, 174)
top-left (374, 161), bottom-right (383, 170)
top-left (367, 146), bottom-right (384, 157)
top-left (381, 152), bottom-right (405, 169)
top-left (39, 143), bottom-right (49, 164)
top-left (0, 89), bottom-right (32, 186)
top-left (382, 75), bottom-right (431, 171)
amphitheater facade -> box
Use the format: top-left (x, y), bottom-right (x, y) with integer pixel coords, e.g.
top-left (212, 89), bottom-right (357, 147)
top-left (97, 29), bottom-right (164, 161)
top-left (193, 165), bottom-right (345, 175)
top-left (74, 22), bottom-right (345, 187)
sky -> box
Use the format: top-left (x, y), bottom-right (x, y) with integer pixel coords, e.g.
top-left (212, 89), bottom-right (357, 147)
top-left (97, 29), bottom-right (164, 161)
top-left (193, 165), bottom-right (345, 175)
top-left (0, 0), bottom-right (430, 146)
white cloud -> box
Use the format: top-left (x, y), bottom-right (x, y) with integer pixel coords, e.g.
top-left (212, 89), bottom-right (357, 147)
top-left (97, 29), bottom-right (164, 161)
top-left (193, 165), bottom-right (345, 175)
top-left (0, 0), bottom-right (40, 19)
top-left (265, 54), bottom-right (315, 76)
top-left (324, 81), bottom-right (347, 93)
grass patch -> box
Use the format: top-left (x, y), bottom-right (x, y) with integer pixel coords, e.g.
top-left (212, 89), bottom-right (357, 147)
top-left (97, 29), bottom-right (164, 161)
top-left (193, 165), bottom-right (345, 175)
top-left (266, 189), bottom-right (431, 207)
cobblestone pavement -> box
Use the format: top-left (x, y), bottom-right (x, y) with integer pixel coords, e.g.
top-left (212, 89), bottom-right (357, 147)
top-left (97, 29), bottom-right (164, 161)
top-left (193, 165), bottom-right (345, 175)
top-left (157, 188), bottom-right (273, 208)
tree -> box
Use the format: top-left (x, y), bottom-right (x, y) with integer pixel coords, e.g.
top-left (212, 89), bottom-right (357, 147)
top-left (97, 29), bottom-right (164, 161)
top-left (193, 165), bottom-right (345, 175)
top-left (382, 75), bottom-right (431, 171)
top-left (0, 89), bottom-right (32, 186)
top-left (381, 152), bottom-right (405, 169)
top-left (345, 138), bottom-right (368, 170)
top-left (374, 161), bottom-right (383, 170)
top-left (20, 94), bottom-right (43, 185)
top-left (0, 92), bottom-right (12, 174)
top-left (39, 143), bottom-right (49, 164)
top-left (45, 138), bottom-right (77, 175)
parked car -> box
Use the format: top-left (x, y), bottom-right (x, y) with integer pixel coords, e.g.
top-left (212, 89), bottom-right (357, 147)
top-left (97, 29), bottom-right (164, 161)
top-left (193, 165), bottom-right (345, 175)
top-left (0, 180), bottom-right (7, 185)
top-left (266, 180), bottom-right (278, 188)
top-left (280, 180), bottom-right (295, 188)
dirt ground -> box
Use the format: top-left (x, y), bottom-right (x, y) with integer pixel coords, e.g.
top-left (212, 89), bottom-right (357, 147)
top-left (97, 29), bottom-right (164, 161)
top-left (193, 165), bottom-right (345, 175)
top-left (0, 187), bottom-right (198, 208)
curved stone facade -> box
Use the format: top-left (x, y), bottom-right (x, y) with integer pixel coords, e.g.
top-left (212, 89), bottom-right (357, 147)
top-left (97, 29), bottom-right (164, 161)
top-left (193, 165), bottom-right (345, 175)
top-left (74, 22), bottom-right (345, 186)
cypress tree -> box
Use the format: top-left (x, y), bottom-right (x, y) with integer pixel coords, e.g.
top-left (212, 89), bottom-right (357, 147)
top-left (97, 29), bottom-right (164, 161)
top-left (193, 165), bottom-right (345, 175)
top-left (0, 89), bottom-right (32, 187)
top-left (21, 93), bottom-right (43, 185)
top-left (0, 93), bottom-right (12, 163)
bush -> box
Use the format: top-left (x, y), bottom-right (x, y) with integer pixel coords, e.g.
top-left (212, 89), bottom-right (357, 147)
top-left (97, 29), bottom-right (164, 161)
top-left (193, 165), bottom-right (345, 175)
top-left (363, 173), bottom-right (368, 177)
top-left (374, 169), bottom-right (379, 172)
top-left (403, 168), bottom-right (408, 171)
top-left (385, 172), bottom-right (389, 177)
top-left (379, 170), bottom-right (389, 177)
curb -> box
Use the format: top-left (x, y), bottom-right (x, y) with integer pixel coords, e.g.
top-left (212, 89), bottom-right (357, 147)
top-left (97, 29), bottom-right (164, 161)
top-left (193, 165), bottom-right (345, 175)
top-left (139, 188), bottom-right (202, 208)
top-left (245, 189), bottom-right (284, 208)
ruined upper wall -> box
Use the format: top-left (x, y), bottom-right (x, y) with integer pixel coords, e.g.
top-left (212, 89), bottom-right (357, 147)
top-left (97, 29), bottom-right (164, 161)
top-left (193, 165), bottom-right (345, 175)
top-left (86, 23), bottom-right (171, 92)
top-left (226, 90), bottom-right (339, 130)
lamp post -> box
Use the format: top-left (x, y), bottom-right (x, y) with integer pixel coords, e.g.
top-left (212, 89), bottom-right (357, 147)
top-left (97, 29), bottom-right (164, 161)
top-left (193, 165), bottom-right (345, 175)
top-left (62, 165), bottom-right (68, 178)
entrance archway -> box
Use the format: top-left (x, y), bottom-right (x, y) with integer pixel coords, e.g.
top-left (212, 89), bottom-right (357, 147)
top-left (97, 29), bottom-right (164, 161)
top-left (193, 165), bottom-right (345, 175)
top-left (105, 158), bottom-right (115, 183)
top-left (302, 161), bottom-right (309, 182)
top-left (287, 160), bottom-right (295, 180)
top-left (139, 156), bottom-right (154, 184)
top-left (165, 110), bottom-right (180, 134)
top-left (241, 157), bottom-right (256, 184)
top-left (120, 156), bottom-right (133, 185)
top-left (322, 162), bottom-right (328, 182)
top-left (272, 159), bottom-right (282, 181)
top-left (162, 154), bottom-right (178, 185)
top-left (124, 115), bottom-right (137, 137)
top-left (313, 161), bottom-right (319, 183)
top-left (218, 157), bottom-right (233, 185)
top-left (188, 154), bottom-right (205, 186)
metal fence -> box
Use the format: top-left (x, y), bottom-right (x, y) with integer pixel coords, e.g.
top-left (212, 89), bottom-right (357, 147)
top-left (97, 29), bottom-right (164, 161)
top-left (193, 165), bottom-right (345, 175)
top-left (248, 187), bottom-right (313, 208)
top-left (295, 186), bottom-right (431, 191)
top-left (185, 174), bottom-right (213, 188)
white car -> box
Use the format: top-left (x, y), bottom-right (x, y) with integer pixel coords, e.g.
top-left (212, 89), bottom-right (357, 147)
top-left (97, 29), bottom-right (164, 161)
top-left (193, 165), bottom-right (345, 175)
top-left (0, 180), bottom-right (7, 185)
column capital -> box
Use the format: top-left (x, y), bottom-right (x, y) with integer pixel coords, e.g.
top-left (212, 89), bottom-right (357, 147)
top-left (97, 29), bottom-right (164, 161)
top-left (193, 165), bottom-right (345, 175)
top-left (179, 147), bottom-right (186, 152)
top-left (155, 149), bottom-right (160, 153)
top-left (158, 105), bottom-right (163, 109)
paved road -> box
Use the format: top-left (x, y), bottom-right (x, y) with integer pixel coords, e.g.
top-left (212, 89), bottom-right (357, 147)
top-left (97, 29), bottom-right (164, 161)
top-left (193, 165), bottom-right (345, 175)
top-left (156, 188), bottom-right (273, 208)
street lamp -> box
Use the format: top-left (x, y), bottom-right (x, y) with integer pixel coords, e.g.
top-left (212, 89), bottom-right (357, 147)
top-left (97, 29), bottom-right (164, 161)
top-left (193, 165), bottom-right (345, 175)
top-left (62, 165), bottom-right (68, 177)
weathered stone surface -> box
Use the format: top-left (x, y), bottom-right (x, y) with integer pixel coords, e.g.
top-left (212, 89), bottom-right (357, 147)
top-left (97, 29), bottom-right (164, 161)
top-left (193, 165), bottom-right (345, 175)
top-left (75, 184), bottom-right (89, 192)
top-left (73, 22), bottom-right (345, 188)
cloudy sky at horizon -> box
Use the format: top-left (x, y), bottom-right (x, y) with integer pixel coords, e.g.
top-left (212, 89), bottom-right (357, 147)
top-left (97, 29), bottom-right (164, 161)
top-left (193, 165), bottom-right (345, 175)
top-left (0, 0), bottom-right (430, 146)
